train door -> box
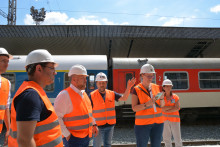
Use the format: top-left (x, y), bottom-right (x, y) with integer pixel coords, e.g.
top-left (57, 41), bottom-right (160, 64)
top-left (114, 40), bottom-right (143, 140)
top-left (117, 71), bottom-right (135, 93)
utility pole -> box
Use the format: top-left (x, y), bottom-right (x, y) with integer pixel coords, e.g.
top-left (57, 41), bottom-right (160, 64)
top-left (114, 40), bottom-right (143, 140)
top-left (8, 0), bottom-right (17, 25)
top-left (0, 0), bottom-right (16, 25)
top-left (30, 6), bottom-right (46, 25)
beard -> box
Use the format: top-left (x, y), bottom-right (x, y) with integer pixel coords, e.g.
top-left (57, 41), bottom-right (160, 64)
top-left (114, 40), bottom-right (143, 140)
top-left (77, 84), bottom-right (86, 90)
top-left (98, 87), bottom-right (105, 93)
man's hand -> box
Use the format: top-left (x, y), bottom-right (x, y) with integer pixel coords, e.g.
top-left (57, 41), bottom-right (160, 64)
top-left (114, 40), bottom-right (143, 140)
top-left (92, 125), bottom-right (99, 137)
top-left (66, 134), bottom-right (71, 141)
top-left (4, 130), bottom-right (10, 146)
top-left (127, 77), bottom-right (136, 89)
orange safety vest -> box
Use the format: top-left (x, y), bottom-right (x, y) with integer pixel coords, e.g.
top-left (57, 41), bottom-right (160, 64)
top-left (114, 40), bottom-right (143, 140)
top-left (8, 81), bottom-right (63, 147)
top-left (0, 77), bottom-right (10, 133)
top-left (63, 87), bottom-right (93, 138)
top-left (134, 83), bottom-right (164, 125)
top-left (162, 94), bottom-right (180, 122)
top-left (90, 89), bottom-right (116, 126)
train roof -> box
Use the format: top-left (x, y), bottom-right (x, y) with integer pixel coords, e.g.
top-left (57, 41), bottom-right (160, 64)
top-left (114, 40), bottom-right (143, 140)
top-left (112, 58), bottom-right (220, 69)
top-left (7, 55), bottom-right (107, 71)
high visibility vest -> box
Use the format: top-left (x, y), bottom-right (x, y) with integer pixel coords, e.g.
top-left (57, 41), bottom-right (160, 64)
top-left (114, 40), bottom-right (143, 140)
top-left (63, 87), bottom-right (93, 138)
top-left (162, 94), bottom-right (180, 122)
top-left (8, 81), bottom-right (63, 147)
top-left (0, 77), bottom-right (10, 133)
top-left (91, 89), bottom-right (116, 126)
top-left (134, 83), bottom-right (164, 125)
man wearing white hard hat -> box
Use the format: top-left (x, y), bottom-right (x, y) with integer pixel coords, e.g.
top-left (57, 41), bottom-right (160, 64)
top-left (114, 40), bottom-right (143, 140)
top-left (132, 63), bottom-right (165, 147)
top-left (162, 79), bottom-right (182, 147)
top-left (0, 47), bottom-right (13, 146)
top-left (89, 72), bottom-right (136, 147)
top-left (54, 65), bottom-right (99, 147)
top-left (8, 49), bottom-right (63, 147)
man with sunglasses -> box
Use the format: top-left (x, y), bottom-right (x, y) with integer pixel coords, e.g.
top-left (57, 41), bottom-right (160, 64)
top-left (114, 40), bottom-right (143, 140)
top-left (8, 49), bottom-right (63, 147)
top-left (0, 48), bottom-right (13, 146)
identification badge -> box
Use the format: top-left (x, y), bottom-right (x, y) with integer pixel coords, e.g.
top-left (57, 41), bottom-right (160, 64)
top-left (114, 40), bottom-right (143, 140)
top-left (171, 99), bottom-right (175, 103)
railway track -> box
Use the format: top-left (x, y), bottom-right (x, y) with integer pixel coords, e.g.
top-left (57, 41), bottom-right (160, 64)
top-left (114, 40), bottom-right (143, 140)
top-left (89, 140), bottom-right (220, 147)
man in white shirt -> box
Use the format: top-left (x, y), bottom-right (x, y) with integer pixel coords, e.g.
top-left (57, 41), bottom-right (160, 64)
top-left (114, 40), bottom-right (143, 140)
top-left (54, 64), bottom-right (98, 147)
top-left (0, 47), bottom-right (13, 146)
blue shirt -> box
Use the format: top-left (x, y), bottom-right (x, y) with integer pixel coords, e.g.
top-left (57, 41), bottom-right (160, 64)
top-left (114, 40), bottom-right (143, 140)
top-left (14, 88), bottom-right (51, 122)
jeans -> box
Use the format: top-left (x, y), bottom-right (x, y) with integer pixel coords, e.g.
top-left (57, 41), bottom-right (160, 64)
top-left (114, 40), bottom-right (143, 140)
top-left (134, 123), bottom-right (164, 147)
top-left (93, 125), bottom-right (114, 147)
top-left (63, 134), bottom-right (90, 147)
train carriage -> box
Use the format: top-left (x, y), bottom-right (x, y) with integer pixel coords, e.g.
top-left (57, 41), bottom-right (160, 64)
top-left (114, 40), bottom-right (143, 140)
top-left (112, 58), bottom-right (220, 120)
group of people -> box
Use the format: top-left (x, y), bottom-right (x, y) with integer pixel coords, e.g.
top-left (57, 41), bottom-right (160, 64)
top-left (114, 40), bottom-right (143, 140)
top-left (0, 47), bottom-right (182, 147)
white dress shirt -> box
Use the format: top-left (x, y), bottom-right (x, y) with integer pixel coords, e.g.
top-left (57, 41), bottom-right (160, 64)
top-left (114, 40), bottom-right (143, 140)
top-left (54, 84), bottom-right (87, 137)
top-left (0, 75), bottom-right (11, 108)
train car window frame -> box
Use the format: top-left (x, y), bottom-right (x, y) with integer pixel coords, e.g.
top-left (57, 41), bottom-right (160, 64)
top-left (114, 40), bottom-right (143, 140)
top-left (1, 72), bottom-right (16, 92)
top-left (199, 71), bottom-right (220, 90)
top-left (88, 74), bottom-right (95, 90)
top-left (163, 71), bottom-right (189, 90)
top-left (64, 72), bottom-right (70, 89)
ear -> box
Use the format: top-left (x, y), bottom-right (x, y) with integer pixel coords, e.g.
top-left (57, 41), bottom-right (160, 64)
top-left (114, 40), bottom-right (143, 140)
top-left (36, 64), bottom-right (42, 72)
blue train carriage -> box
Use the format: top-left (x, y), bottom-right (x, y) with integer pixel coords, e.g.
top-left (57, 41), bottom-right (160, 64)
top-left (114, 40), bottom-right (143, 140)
top-left (4, 55), bottom-right (108, 103)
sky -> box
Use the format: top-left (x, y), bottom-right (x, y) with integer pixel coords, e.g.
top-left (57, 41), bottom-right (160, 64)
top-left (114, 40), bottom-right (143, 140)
top-left (1, 0), bottom-right (220, 27)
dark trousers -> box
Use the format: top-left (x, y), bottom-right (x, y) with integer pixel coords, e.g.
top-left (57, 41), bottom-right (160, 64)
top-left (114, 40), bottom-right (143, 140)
top-left (63, 135), bottom-right (90, 147)
top-left (135, 123), bottom-right (164, 147)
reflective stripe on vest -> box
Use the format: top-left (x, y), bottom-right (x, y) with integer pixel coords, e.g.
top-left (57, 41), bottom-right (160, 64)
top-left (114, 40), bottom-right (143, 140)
top-left (136, 113), bottom-right (163, 119)
top-left (93, 107), bottom-right (115, 113)
top-left (135, 83), bottom-right (164, 125)
top-left (0, 77), bottom-right (9, 133)
top-left (10, 120), bottom-right (60, 139)
top-left (63, 113), bottom-right (92, 121)
top-left (90, 89), bottom-right (116, 126)
top-left (0, 105), bottom-right (6, 110)
top-left (95, 116), bottom-right (116, 121)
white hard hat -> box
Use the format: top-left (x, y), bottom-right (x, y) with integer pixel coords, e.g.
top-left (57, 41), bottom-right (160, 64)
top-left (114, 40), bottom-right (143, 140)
top-left (68, 64), bottom-right (88, 77)
top-left (140, 64), bottom-right (155, 74)
top-left (0, 47), bottom-right (13, 59)
top-left (95, 72), bottom-right (108, 81)
top-left (162, 79), bottom-right (173, 86)
top-left (26, 49), bottom-right (58, 67)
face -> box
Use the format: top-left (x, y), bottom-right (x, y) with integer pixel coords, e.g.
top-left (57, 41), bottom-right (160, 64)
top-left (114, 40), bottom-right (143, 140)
top-left (41, 63), bottom-right (57, 86)
top-left (163, 85), bottom-right (173, 93)
top-left (96, 81), bottom-right (107, 93)
top-left (71, 75), bottom-right (87, 90)
top-left (141, 73), bottom-right (154, 84)
top-left (0, 56), bottom-right (9, 74)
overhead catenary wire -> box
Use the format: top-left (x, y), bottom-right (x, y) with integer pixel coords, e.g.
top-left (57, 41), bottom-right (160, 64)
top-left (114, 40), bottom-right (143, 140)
top-left (1, 6), bottom-right (220, 22)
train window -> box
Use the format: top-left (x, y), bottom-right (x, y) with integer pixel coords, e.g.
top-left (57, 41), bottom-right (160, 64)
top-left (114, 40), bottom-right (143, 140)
top-left (164, 72), bottom-right (189, 90)
top-left (199, 72), bottom-right (220, 89)
top-left (89, 74), bottom-right (95, 90)
top-left (1, 73), bottom-right (15, 92)
top-left (64, 73), bottom-right (70, 89)
top-left (44, 83), bottom-right (54, 92)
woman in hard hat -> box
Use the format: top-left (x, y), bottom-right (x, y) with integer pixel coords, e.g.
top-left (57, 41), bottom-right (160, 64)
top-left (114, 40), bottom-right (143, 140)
top-left (162, 79), bottom-right (182, 147)
top-left (132, 63), bottom-right (165, 147)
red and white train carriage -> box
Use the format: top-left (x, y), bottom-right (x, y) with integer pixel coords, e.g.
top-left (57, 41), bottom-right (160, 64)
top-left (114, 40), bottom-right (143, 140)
top-left (112, 58), bottom-right (220, 120)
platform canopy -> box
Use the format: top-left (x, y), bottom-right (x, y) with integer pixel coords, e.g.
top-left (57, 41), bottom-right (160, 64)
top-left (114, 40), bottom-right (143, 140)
top-left (0, 25), bottom-right (220, 58)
